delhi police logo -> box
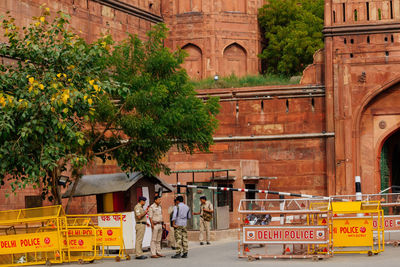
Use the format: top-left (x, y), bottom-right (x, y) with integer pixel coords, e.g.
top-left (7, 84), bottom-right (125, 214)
top-left (247, 231), bottom-right (256, 240)
top-left (316, 231), bottom-right (325, 239)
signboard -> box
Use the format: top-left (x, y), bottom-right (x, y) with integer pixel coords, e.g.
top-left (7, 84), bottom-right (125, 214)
top-left (332, 218), bottom-right (373, 247)
top-left (243, 226), bottom-right (329, 244)
top-left (63, 227), bottom-right (96, 251)
top-left (98, 212), bottom-right (152, 250)
top-left (373, 215), bottom-right (400, 232)
top-left (0, 231), bottom-right (59, 254)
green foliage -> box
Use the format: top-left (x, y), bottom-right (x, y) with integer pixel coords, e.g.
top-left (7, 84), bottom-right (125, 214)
top-left (191, 74), bottom-right (299, 90)
top-left (258, 0), bottom-right (324, 75)
top-left (107, 23), bottom-right (220, 175)
top-left (0, 9), bottom-right (219, 203)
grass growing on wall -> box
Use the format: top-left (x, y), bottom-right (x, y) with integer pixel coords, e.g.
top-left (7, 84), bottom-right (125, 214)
top-left (191, 74), bottom-right (300, 90)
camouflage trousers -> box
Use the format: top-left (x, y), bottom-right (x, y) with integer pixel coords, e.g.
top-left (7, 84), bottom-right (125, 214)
top-left (174, 226), bottom-right (188, 254)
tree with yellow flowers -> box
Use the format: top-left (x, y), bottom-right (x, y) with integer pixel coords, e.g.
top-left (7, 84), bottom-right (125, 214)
top-left (0, 8), bottom-right (219, 211)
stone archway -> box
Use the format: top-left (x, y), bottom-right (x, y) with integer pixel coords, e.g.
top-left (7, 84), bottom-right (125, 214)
top-left (358, 83), bottom-right (400, 193)
top-left (181, 43), bottom-right (203, 80)
top-left (222, 43), bottom-right (247, 77)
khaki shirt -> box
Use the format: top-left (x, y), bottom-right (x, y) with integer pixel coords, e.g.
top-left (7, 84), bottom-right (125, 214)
top-left (200, 201), bottom-right (213, 216)
top-left (148, 203), bottom-right (163, 223)
top-left (134, 203), bottom-right (147, 223)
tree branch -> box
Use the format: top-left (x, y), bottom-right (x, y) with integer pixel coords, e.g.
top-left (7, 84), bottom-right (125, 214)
top-left (93, 141), bottom-right (130, 156)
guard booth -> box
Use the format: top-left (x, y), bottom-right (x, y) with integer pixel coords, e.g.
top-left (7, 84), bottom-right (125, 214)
top-left (172, 169), bottom-right (236, 231)
top-left (238, 198), bottom-right (333, 261)
top-left (63, 172), bottom-right (173, 254)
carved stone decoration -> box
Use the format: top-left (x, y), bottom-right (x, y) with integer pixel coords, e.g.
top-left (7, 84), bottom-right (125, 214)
top-left (358, 72), bottom-right (366, 83)
top-left (379, 120), bottom-right (387, 129)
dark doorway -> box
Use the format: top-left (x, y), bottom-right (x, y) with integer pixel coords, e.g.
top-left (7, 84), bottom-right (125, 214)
top-left (380, 130), bottom-right (400, 193)
top-left (245, 184), bottom-right (256, 199)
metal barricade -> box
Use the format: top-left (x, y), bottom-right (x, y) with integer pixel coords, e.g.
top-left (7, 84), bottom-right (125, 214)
top-left (238, 198), bottom-right (333, 261)
top-left (328, 201), bottom-right (384, 255)
top-left (66, 214), bottom-right (128, 261)
top-left (0, 206), bottom-right (67, 266)
top-left (332, 193), bottom-right (400, 246)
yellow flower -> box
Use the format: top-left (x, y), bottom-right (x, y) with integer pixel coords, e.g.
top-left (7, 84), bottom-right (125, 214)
top-left (28, 86), bottom-right (33, 93)
top-left (28, 77), bottom-right (34, 84)
top-left (39, 84), bottom-right (44, 90)
top-left (57, 73), bottom-right (62, 78)
top-left (40, 17), bottom-right (45, 23)
top-left (93, 84), bottom-right (99, 92)
top-left (45, 7), bottom-right (50, 12)
top-left (35, 22), bottom-right (40, 27)
top-left (63, 108), bottom-right (68, 113)
top-left (62, 93), bottom-right (70, 104)
top-left (87, 98), bottom-right (93, 105)
top-left (83, 95), bottom-right (88, 100)
top-left (67, 65), bottom-right (75, 70)
top-left (89, 80), bottom-right (94, 86)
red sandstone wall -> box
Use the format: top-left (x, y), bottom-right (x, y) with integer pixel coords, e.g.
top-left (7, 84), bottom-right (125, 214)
top-left (162, 0), bottom-right (263, 79)
top-left (0, 0), bottom-right (161, 43)
top-left (325, 0), bottom-right (400, 195)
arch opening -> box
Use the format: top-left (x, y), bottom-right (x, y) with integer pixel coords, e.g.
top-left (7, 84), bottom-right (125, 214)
top-left (181, 43), bottom-right (203, 80)
top-left (222, 43), bottom-right (247, 77)
top-left (380, 129), bottom-right (400, 193)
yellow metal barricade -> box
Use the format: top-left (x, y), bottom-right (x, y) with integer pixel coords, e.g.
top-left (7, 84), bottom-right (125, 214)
top-left (329, 201), bottom-right (384, 255)
top-left (0, 206), bottom-right (67, 266)
top-left (66, 214), bottom-right (128, 261)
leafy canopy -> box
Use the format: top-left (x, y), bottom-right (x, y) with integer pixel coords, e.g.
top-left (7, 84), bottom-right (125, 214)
top-left (0, 9), bottom-right (219, 205)
top-left (258, 0), bottom-right (324, 75)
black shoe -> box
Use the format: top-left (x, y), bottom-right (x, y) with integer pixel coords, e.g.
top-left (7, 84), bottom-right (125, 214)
top-left (200, 242), bottom-right (204, 245)
top-left (207, 242), bottom-right (211, 245)
top-left (171, 254), bottom-right (181, 259)
top-left (182, 253), bottom-right (188, 258)
top-left (136, 255), bottom-right (147, 260)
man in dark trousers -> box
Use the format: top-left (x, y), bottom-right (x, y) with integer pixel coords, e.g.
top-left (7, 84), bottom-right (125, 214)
top-left (171, 195), bottom-right (191, 259)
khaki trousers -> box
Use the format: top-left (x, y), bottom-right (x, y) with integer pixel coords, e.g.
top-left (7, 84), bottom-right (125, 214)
top-left (150, 224), bottom-right (162, 255)
top-left (174, 226), bottom-right (188, 254)
top-left (169, 226), bottom-right (176, 247)
top-left (135, 223), bottom-right (146, 257)
top-left (199, 218), bottom-right (211, 242)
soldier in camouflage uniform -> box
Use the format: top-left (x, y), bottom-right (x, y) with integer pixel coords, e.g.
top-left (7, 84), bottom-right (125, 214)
top-left (171, 195), bottom-right (191, 258)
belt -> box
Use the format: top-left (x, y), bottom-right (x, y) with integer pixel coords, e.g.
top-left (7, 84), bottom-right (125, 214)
top-left (136, 222), bottom-right (146, 225)
top-left (154, 222), bottom-right (163, 225)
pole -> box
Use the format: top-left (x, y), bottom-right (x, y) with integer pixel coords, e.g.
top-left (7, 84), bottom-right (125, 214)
top-left (172, 184), bottom-right (331, 200)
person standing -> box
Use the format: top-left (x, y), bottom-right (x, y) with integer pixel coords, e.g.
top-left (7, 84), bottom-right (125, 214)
top-left (193, 196), bottom-right (214, 245)
top-left (134, 196), bottom-right (149, 260)
top-left (171, 195), bottom-right (191, 259)
top-left (148, 195), bottom-right (165, 258)
top-left (168, 198), bottom-right (178, 249)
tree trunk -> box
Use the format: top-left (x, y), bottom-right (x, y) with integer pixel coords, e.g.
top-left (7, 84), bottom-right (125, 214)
top-left (51, 169), bottom-right (62, 205)
top-left (65, 171), bottom-right (81, 214)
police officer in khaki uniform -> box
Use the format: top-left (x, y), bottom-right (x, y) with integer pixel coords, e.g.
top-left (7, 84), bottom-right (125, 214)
top-left (148, 195), bottom-right (165, 258)
top-left (194, 196), bottom-right (213, 245)
top-left (134, 196), bottom-right (149, 259)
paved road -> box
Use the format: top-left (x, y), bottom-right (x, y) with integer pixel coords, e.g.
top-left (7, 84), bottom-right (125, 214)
top-left (68, 241), bottom-right (399, 267)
